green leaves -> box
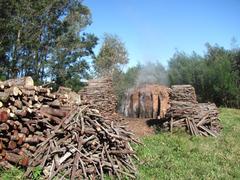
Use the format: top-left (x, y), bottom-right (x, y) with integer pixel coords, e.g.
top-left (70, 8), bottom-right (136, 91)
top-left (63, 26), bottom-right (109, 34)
top-left (93, 33), bottom-right (129, 76)
top-left (168, 44), bottom-right (240, 108)
top-left (0, 0), bottom-right (98, 90)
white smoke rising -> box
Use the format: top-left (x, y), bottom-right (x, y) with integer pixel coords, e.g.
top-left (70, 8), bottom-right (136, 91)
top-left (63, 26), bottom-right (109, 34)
top-left (135, 61), bottom-right (169, 86)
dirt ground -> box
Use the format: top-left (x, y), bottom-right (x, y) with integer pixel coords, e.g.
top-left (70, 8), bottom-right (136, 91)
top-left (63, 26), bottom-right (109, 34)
top-left (121, 117), bottom-right (163, 137)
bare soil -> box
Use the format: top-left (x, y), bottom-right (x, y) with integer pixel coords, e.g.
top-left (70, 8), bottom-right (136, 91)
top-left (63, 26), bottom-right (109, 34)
top-left (121, 117), bottom-right (163, 137)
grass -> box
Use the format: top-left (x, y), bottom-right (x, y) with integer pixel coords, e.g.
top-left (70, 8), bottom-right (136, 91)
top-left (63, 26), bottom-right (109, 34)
top-left (1, 108), bottom-right (240, 179)
top-left (133, 108), bottom-right (240, 179)
top-left (0, 167), bottom-right (24, 180)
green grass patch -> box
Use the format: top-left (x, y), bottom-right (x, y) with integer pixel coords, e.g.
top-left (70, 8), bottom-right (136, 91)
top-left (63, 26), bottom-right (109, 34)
top-left (0, 167), bottom-right (24, 180)
top-left (134, 108), bottom-right (240, 179)
top-left (1, 108), bottom-right (239, 179)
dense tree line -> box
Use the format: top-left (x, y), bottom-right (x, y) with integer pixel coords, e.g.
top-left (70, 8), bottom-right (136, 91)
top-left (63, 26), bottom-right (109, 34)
top-left (168, 44), bottom-right (240, 108)
top-left (1, 1), bottom-right (239, 108)
top-left (0, 0), bottom-right (97, 90)
top-left (118, 44), bottom-right (240, 108)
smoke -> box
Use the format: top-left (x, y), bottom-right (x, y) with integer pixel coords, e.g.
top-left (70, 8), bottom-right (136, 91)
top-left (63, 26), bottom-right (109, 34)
top-left (118, 61), bottom-right (169, 113)
top-left (135, 61), bottom-right (169, 86)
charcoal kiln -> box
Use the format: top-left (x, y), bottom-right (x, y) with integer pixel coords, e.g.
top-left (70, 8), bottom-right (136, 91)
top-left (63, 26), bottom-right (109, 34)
top-left (121, 84), bottom-right (171, 119)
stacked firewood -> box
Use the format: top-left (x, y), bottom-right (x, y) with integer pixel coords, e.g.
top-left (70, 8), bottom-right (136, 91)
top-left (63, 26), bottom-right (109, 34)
top-left (0, 77), bottom-right (77, 168)
top-left (79, 77), bottom-right (119, 121)
top-left (0, 77), bottom-right (138, 179)
top-left (166, 85), bottom-right (221, 137)
top-left (170, 85), bottom-right (197, 103)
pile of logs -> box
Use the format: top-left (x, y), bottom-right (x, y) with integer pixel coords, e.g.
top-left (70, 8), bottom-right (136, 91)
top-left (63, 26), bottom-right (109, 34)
top-left (79, 77), bottom-right (119, 121)
top-left (0, 77), bottom-right (79, 168)
top-left (170, 85), bottom-right (197, 103)
top-left (25, 105), bottom-right (138, 179)
top-left (166, 85), bottom-right (221, 137)
top-left (0, 77), bottom-right (138, 179)
top-left (120, 84), bottom-right (171, 119)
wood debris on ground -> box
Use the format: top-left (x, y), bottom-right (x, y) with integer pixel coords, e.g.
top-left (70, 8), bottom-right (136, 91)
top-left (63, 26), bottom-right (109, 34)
top-left (0, 76), bottom-right (139, 179)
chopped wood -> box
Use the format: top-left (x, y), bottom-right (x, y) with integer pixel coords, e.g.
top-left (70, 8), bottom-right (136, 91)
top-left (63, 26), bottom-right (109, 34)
top-left (79, 76), bottom-right (122, 121)
top-left (171, 85), bottom-right (197, 103)
top-left (0, 76), bottom-right (138, 179)
top-left (165, 85), bottom-right (221, 137)
top-left (0, 76), bottom-right (34, 87)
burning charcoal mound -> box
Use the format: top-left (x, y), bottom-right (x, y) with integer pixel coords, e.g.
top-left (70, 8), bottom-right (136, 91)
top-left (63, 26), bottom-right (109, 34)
top-left (121, 84), bottom-right (171, 119)
top-left (79, 77), bottom-right (120, 121)
top-left (0, 77), bottom-right (138, 179)
top-left (166, 85), bottom-right (221, 137)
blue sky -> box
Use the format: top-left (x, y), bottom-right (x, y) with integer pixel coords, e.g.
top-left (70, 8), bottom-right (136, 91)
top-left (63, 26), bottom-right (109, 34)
top-left (84, 0), bottom-right (240, 68)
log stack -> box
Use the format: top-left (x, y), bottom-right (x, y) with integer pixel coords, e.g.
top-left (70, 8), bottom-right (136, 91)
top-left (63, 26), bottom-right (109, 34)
top-left (0, 77), bottom-right (77, 168)
top-left (79, 77), bottom-right (119, 121)
top-left (0, 77), bottom-right (138, 179)
top-left (170, 85), bottom-right (197, 103)
top-left (166, 85), bottom-right (221, 137)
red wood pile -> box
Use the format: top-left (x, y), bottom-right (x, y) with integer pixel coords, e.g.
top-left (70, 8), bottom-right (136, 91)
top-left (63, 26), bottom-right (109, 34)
top-left (166, 85), bottom-right (221, 136)
top-left (0, 77), bottom-right (138, 179)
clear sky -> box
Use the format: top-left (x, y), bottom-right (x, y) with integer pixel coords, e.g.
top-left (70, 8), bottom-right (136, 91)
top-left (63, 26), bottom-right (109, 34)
top-left (83, 0), bottom-right (240, 68)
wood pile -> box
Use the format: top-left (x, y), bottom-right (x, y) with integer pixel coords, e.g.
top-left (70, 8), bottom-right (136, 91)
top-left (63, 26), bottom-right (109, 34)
top-left (170, 85), bottom-right (197, 103)
top-left (121, 84), bottom-right (170, 119)
top-left (25, 105), bottom-right (138, 179)
top-left (0, 77), bottom-right (79, 168)
top-left (79, 77), bottom-right (119, 121)
top-left (166, 85), bottom-right (221, 137)
top-left (0, 77), bottom-right (138, 179)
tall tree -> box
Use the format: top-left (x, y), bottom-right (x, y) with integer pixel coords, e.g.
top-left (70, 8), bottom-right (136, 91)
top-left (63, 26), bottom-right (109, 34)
top-left (48, 1), bottom-right (98, 90)
top-left (0, 0), bottom-right (98, 90)
top-left (93, 33), bottom-right (128, 76)
top-left (168, 44), bottom-right (240, 108)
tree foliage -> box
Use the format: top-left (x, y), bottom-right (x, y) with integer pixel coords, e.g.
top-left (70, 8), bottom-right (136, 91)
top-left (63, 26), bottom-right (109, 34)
top-left (93, 33), bottom-right (128, 76)
top-left (0, 0), bottom-right (98, 90)
top-left (168, 44), bottom-right (240, 108)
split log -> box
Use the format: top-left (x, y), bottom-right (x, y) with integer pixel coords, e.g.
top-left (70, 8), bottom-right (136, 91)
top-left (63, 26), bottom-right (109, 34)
top-left (0, 92), bottom-right (10, 103)
top-left (4, 152), bottom-right (29, 166)
top-left (0, 76), bottom-right (34, 87)
top-left (0, 110), bottom-right (9, 122)
top-left (39, 107), bottom-right (68, 118)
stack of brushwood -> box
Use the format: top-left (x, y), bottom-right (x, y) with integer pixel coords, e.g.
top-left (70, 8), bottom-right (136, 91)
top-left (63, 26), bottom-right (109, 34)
top-left (79, 77), bottom-right (121, 121)
top-left (169, 85), bottom-right (197, 103)
top-left (0, 77), bottom-right (138, 179)
top-left (166, 85), bottom-right (221, 137)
